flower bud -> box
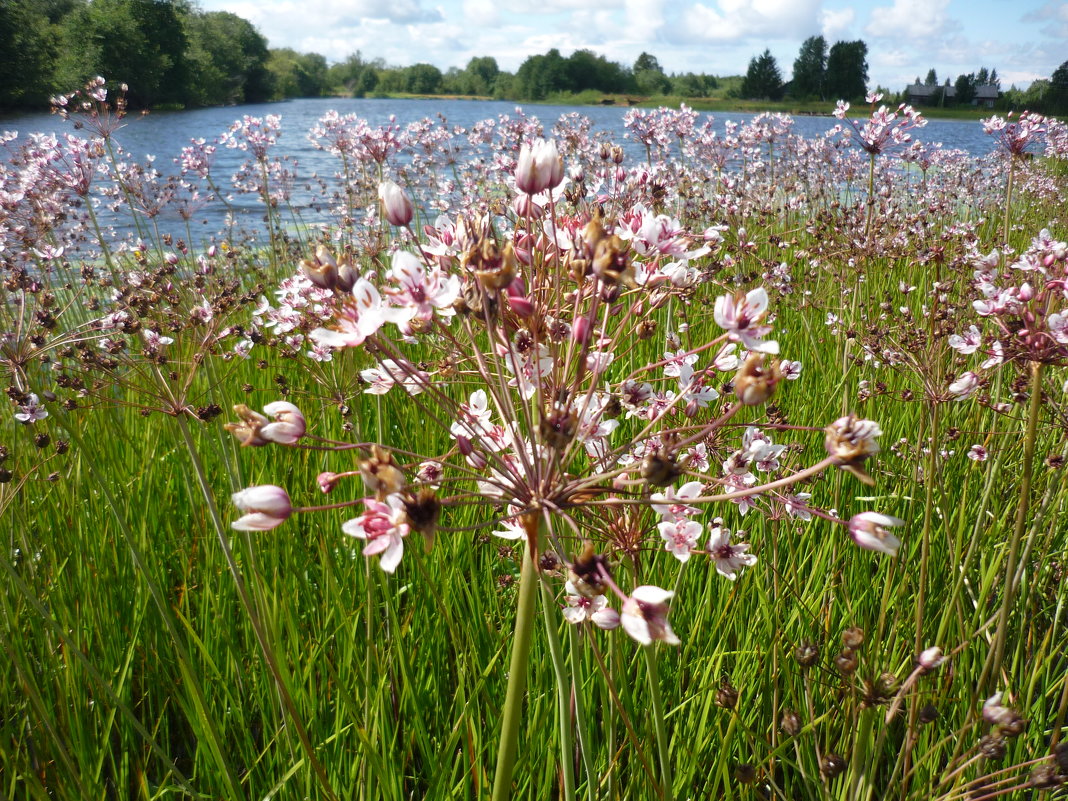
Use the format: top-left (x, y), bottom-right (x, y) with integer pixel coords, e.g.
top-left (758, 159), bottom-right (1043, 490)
top-left (231, 485), bottom-right (292, 531)
top-left (260, 401), bottom-right (306, 444)
top-left (918, 646), bottom-right (945, 671)
top-left (378, 180), bottom-right (414, 227)
top-left (515, 138), bottom-right (563, 196)
top-left (848, 512), bottom-right (903, 557)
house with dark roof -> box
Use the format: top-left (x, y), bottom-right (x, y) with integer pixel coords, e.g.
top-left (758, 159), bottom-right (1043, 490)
top-left (904, 83), bottom-right (999, 108)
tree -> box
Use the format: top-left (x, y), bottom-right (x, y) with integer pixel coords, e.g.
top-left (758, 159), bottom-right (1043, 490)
top-left (0, 0), bottom-right (59, 108)
top-left (954, 72), bottom-right (977, 105)
top-left (790, 35), bottom-right (827, 100)
top-left (924, 68), bottom-right (938, 86)
top-left (185, 11), bottom-right (272, 105)
top-left (670, 72), bottom-right (718, 98)
top-left (463, 56), bottom-right (499, 95)
top-left (632, 51), bottom-right (669, 95)
top-left (740, 49), bottom-right (783, 100)
top-left (57, 0), bottom-right (190, 108)
top-left (988, 68), bottom-right (1000, 90)
top-left (633, 52), bottom-right (662, 74)
top-left (514, 49), bottom-right (573, 100)
top-left (328, 51), bottom-right (378, 97)
top-left (405, 63), bottom-right (443, 94)
top-left (976, 66), bottom-right (989, 86)
top-left (1049, 60), bottom-right (1068, 114)
top-left (825, 40), bottom-right (868, 101)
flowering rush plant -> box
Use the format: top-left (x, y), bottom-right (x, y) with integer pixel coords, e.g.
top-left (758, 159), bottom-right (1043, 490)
top-left (225, 136), bottom-right (898, 794)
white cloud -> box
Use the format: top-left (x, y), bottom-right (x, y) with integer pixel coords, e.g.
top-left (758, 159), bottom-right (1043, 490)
top-left (1022, 1), bottom-right (1068, 40)
top-left (674, 0), bottom-right (822, 42)
top-left (820, 7), bottom-right (854, 40)
top-left (865, 0), bottom-right (957, 40)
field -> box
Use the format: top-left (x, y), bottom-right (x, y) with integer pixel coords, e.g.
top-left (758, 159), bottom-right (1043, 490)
top-left (2, 87), bottom-right (1068, 800)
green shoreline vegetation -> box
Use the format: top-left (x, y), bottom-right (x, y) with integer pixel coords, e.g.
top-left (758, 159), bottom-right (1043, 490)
top-left (3, 1), bottom-right (1067, 116)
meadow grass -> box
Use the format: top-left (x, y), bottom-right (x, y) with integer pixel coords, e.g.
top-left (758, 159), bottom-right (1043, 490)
top-left (2, 94), bottom-right (1068, 800)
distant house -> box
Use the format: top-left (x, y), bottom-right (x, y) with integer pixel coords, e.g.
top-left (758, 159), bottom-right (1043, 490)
top-left (905, 83), bottom-right (955, 104)
top-left (974, 84), bottom-right (999, 108)
top-left (904, 82), bottom-right (999, 107)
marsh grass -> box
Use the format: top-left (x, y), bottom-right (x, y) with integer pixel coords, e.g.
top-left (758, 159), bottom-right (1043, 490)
top-left (2, 95), bottom-right (1067, 800)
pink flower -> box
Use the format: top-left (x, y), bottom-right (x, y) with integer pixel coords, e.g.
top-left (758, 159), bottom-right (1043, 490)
top-left (231, 485), bottom-right (292, 531)
top-left (713, 288), bottom-right (778, 354)
top-left (967, 444), bottom-right (988, 462)
top-left (342, 494), bottom-right (410, 573)
top-left (378, 179), bottom-right (413, 227)
top-left (14, 393), bottom-right (48, 423)
top-left (621, 585), bottom-right (681, 646)
top-left (707, 522), bottom-right (757, 580)
top-left (948, 371), bottom-right (979, 400)
top-left (260, 401), bottom-right (306, 444)
top-left (562, 581), bottom-right (620, 628)
top-left (658, 519), bottom-right (703, 563)
top-left (515, 138), bottom-right (563, 196)
top-left (310, 278), bottom-right (401, 349)
top-left (848, 512), bottom-right (903, 557)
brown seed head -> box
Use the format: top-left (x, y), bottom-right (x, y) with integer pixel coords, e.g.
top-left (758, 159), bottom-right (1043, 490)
top-left (359, 444), bottom-right (406, 500)
top-left (734, 353), bottom-right (782, 406)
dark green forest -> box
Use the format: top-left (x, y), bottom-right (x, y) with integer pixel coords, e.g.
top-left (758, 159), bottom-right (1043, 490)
top-left (2, 0), bottom-right (1067, 114)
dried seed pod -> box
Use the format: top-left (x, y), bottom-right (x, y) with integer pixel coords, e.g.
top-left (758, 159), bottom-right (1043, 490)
top-left (919, 704), bottom-right (939, 725)
top-left (640, 450), bottom-right (683, 487)
top-left (715, 680), bottom-right (739, 710)
top-left (567, 541), bottom-right (609, 599)
top-left (821, 753), bottom-right (847, 779)
top-left (1029, 765), bottom-right (1058, 789)
top-left (835, 648), bottom-right (859, 676)
top-left (734, 764), bottom-right (758, 785)
top-left (978, 733), bottom-right (1007, 761)
top-left (794, 642), bottom-right (820, 669)
top-left (841, 626), bottom-right (865, 649)
top-left (780, 708), bottom-right (802, 736)
top-left (734, 353), bottom-right (782, 406)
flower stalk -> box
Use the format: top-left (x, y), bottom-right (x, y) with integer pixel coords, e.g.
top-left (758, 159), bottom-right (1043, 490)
top-left (491, 514), bottom-right (542, 801)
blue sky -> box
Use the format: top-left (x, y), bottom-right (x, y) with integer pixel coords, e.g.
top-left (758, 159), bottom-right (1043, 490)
top-left (199, 0), bottom-right (1067, 90)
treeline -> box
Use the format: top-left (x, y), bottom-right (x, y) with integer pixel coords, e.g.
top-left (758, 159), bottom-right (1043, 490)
top-left (737, 38), bottom-right (870, 102)
top-left (325, 50), bottom-right (718, 102)
top-left (4, 1), bottom-right (1067, 115)
top-left (0, 0), bottom-right (721, 111)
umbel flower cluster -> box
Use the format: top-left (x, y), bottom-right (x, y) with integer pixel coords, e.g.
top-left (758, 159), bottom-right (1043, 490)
top-left (227, 138), bottom-right (895, 645)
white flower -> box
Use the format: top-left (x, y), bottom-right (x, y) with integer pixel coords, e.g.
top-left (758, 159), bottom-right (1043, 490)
top-left (707, 522), bottom-right (757, 580)
top-left (848, 512), bottom-right (903, 557)
top-left (14, 393), bottom-right (48, 423)
top-left (621, 585), bottom-right (680, 646)
top-left (948, 371), bottom-right (979, 400)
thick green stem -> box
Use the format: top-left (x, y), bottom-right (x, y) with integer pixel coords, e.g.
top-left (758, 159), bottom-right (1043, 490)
top-left (540, 579), bottom-right (577, 801)
top-left (491, 529), bottom-right (540, 801)
top-left (985, 361), bottom-right (1042, 690)
top-left (643, 644), bottom-right (674, 796)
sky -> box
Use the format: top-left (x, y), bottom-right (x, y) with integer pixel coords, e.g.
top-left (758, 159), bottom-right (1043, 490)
top-left (197, 0), bottom-right (1068, 90)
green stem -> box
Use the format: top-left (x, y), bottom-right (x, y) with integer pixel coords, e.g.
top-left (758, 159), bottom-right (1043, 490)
top-left (540, 579), bottom-right (577, 801)
top-left (643, 644), bottom-right (674, 797)
top-left (984, 360), bottom-right (1042, 691)
top-left (569, 626), bottom-right (597, 800)
top-left (175, 413), bottom-right (339, 801)
top-left (491, 527), bottom-right (540, 801)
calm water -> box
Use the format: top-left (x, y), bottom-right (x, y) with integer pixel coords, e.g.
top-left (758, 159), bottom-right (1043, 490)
top-left (1, 97), bottom-right (999, 246)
